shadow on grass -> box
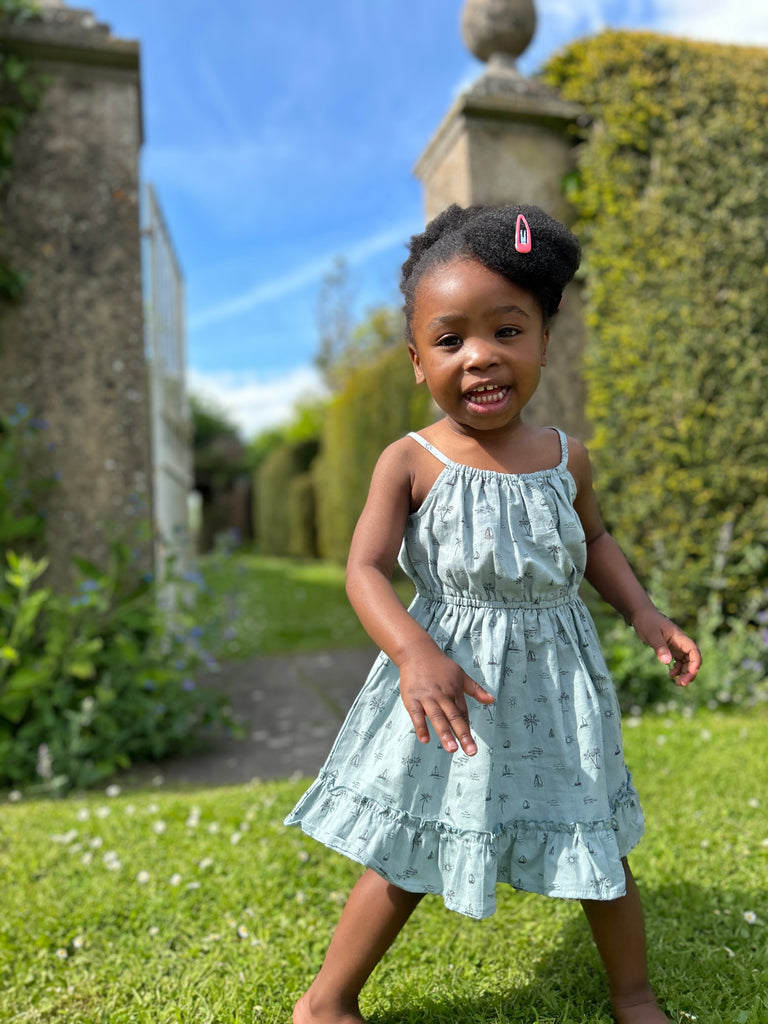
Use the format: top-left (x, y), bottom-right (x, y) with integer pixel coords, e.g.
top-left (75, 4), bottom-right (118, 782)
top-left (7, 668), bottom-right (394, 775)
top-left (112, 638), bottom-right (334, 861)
top-left (354, 881), bottom-right (766, 1024)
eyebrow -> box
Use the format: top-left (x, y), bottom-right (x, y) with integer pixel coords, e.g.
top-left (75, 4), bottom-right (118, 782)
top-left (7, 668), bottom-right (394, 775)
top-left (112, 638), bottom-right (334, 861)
top-left (424, 304), bottom-right (532, 331)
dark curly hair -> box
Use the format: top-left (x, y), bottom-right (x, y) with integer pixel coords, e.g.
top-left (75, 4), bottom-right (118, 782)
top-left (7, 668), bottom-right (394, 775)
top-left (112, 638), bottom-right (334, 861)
top-left (400, 203), bottom-right (581, 343)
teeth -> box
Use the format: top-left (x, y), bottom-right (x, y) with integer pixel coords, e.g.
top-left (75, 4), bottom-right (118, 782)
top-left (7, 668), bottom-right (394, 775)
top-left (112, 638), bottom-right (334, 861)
top-left (468, 385), bottom-right (507, 404)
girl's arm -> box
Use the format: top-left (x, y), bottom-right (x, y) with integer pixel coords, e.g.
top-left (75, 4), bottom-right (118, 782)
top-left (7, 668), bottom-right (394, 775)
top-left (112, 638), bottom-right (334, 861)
top-left (346, 440), bottom-right (494, 756)
top-left (569, 439), bottom-right (701, 687)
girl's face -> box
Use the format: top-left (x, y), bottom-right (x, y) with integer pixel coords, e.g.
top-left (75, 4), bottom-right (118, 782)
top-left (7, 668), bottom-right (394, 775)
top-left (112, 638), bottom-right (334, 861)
top-left (408, 258), bottom-right (548, 436)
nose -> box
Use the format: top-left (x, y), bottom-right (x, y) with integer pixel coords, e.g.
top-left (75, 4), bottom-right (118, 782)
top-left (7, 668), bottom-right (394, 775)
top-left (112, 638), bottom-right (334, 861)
top-left (463, 335), bottom-right (500, 369)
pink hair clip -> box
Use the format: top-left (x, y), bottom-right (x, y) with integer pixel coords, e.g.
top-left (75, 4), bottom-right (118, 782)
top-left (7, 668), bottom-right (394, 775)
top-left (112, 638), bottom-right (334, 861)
top-left (515, 214), bottom-right (531, 254)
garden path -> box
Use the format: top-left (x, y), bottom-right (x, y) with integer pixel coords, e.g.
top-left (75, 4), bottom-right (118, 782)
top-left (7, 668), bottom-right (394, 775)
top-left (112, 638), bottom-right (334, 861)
top-left (120, 647), bottom-right (378, 790)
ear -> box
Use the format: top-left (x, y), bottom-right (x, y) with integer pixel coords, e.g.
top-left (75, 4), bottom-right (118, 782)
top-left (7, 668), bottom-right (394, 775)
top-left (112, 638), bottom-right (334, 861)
top-left (409, 343), bottom-right (426, 384)
top-left (540, 329), bottom-right (550, 367)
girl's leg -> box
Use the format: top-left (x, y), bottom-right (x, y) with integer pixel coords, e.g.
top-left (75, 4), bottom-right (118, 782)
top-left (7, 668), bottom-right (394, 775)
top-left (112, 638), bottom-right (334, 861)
top-left (581, 859), bottom-right (669, 1024)
top-left (294, 868), bottom-right (424, 1024)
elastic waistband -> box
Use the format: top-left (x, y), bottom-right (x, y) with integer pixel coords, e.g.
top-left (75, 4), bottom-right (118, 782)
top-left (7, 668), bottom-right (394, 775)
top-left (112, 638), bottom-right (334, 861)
top-left (413, 589), bottom-right (579, 612)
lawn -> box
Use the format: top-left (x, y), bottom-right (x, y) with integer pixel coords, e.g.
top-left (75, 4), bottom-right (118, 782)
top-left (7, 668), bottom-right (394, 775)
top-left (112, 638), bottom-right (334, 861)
top-left (1, 708), bottom-right (766, 1023)
top-left (192, 553), bottom-right (415, 660)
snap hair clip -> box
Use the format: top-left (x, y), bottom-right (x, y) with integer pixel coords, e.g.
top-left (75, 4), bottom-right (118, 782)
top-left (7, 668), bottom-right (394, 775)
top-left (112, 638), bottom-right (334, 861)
top-left (515, 214), bottom-right (531, 253)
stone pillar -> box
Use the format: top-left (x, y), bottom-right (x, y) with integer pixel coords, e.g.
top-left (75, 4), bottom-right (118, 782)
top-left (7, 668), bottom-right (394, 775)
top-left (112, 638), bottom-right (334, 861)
top-left (0, 3), bottom-right (152, 584)
top-left (414, 0), bottom-right (589, 438)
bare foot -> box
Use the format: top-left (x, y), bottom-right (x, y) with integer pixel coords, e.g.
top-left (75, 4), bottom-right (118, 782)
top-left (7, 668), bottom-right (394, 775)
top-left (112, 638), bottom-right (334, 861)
top-left (293, 991), bottom-right (366, 1024)
top-left (612, 989), bottom-right (671, 1024)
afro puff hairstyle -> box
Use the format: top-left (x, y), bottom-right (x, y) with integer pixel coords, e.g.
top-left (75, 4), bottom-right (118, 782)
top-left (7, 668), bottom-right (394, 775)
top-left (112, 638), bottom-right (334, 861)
top-left (400, 203), bottom-right (581, 342)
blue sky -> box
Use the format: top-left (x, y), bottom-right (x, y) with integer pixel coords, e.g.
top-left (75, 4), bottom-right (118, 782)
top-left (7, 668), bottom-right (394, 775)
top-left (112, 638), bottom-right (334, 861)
top-left (86, 0), bottom-right (768, 436)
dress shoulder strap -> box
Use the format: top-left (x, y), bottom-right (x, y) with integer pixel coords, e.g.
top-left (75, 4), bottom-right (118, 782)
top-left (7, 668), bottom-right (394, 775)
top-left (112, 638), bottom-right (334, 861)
top-left (554, 428), bottom-right (569, 468)
top-left (407, 432), bottom-right (451, 466)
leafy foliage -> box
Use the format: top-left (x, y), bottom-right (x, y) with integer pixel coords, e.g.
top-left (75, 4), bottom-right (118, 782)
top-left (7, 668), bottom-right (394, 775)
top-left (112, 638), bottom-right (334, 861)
top-left (0, 541), bottom-right (235, 793)
top-left (0, 403), bottom-right (55, 550)
top-left (314, 337), bottom-right (433, 563)
top-left (0, 0), bottom-right (48, 300)
top-left (544, 32), bottom-right (768, 626)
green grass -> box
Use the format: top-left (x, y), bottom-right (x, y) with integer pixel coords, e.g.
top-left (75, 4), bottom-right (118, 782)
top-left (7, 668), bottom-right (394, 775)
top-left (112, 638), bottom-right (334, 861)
top-left (1, 708), bottom-right (766, 1023)
top-left (193, 553), bottom-right (414, 660)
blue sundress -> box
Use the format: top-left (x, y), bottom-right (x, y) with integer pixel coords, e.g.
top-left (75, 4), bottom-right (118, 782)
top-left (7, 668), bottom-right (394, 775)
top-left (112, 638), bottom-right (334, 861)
top-left (284, 430), bottom-right (644, 919)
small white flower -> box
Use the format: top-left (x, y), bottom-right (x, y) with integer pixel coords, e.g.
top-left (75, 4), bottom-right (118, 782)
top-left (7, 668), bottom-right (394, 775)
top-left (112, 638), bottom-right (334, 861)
top-left (169, 873), bottom-right (182, 886)
top-left (699, 729), bottom-right (712, 741)
top-left (744, 911), bottom-right (757, 924)
top-left (81, 852), bottom-right (93, 866)
top-left (207, 822), bottom-right (220, 835)
top-left (103, 851), bottom-right (121, 871)
top-left (295, 891), bottom-right (306, 904)
top-left (748, 798), bottom-right (760, 809)
top-left (655, 734), bottom-right (668, 746)
top-left (147, 802), bottom-right (159, 814)
top-left (95, 806), bottom-right (111, 819)
top-left (124, 804), bottom-right (136, 815)
top-left (297, 850), bottom-right (310, 863)
top-left (55, 948), bottom-right (68, 960)
top-left (187, 881), bottom-right (201, 890)
top-left (76, 808), bottom-right (90, 822)
top-left (237, 924), bottom-right (249, 939)
top-left (185, 813), bottom-right (200, 828)
top-left (238, 821), bottom-right (250, 832)
top-left (72, 935), bottom-right (85, 949)
top-left (761, 838), bottom-right (768, 848)
top-left (148, 925), bottom-right (160, 937)
top-left (723, 945), bottom-right (735, 958)
top-left (8, 790), bottom-right (22, 803)
top-left (151, 775), bottom-right (164, 787)
top-left (226, 915), bottom-right (237, 928)
top-left (198, 857), bottom-right (213, 870)
top-left (152, 820), bottom-right (167, 835)
top-left (700, 839), bottom-right (710, 849)
top-left (230, 831), bottom-right (242, 845)
top-left (105, 784), bottom-right (121, 798)
top-left (136, 870), bottom-right (150, 884)
top-left (89, 837), bottom-right (103, 849)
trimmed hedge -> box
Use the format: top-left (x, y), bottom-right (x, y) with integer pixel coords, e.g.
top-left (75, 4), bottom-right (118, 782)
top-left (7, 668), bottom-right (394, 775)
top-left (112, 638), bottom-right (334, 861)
top-left (544, 31), bottom-right (768, 625)
top-left (315, 343), bottom-right (433, 563)
top-left (255, 439), bottom-right (319, 558)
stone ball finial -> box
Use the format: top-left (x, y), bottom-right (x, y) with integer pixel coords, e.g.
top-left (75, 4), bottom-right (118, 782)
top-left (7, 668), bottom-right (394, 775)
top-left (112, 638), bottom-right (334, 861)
top-left (461, 0), bottom-right (537, 63)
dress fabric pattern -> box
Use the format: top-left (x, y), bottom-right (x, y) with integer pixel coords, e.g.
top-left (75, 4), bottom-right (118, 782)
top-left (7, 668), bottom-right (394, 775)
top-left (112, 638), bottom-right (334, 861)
top-left (285, 430), bottom-right (644, 918)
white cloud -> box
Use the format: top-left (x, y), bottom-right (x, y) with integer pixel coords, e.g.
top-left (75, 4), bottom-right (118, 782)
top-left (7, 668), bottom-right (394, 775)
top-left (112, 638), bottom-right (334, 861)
top-left (187, 365), bottom-right (326, 439)
top-left (652, 0), bottom-right (768, 45)
top-left (189, 220), bottom-right (416, 331)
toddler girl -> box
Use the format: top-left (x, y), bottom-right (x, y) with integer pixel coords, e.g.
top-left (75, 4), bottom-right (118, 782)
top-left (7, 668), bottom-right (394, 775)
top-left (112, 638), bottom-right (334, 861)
top-left (285, 203), bottom-right (701, 1024)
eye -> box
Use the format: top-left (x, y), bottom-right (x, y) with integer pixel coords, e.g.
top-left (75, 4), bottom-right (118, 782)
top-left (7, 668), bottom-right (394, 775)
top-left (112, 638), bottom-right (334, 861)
top-left (435, 334), bottom-right (462, 348)
top-left (496, 325), bottom-right (521, 339)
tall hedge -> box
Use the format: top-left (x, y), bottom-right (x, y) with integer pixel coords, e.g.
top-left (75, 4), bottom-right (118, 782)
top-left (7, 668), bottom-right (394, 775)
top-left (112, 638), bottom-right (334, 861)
top-left (315, 344), bottom-right (433, 563)
top-left (256, 439), bottom-right (319, 557)
top-left (544, 31), bottom-right (768, 624)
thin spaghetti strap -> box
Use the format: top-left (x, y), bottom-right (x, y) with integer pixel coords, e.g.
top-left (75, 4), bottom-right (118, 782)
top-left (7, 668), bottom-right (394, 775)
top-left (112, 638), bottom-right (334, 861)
top-left (407, 431), bottom-right (452, 466)
top-left (555, 428), bottom-right (569, 468)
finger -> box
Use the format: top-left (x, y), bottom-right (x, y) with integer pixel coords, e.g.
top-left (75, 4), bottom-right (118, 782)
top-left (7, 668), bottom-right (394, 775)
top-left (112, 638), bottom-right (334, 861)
top-left (404, 701), bottom-right (431, 745)
top-left (424, 701), bottom-right (476, 756)
top-left (464, 675), bottom-right (495, 704)
top-left (652, 641), bottom-right (673, 665)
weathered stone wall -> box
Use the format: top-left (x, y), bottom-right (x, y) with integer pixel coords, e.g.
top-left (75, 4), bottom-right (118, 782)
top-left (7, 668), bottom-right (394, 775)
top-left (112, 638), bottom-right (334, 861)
top-left (0, 5), bottom-right (152, 584)
top-left (415, 62), bottom-right (590, 441)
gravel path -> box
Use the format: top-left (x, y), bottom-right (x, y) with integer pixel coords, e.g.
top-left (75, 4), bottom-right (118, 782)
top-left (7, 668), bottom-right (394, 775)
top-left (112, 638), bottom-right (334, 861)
top-left (119, 647), bottom-right (377, 790)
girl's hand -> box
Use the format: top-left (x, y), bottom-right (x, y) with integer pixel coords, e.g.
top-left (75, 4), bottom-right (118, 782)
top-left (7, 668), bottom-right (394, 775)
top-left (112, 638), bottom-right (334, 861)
top-left (399, 642), bottom-right (495, 756)
top-left (631, 608), bottom-right (702, 687)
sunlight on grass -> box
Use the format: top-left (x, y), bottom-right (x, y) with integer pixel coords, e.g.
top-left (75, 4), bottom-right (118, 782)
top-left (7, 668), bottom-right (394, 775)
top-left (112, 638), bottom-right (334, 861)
top-left (193, 553), bottom-right (415, 660)
top-left (1, 709), bottom-right (766, 1023)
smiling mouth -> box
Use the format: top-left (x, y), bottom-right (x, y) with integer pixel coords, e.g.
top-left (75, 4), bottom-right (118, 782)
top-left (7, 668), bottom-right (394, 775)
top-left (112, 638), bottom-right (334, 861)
top-left (465, 384), bottom-right (510, 406)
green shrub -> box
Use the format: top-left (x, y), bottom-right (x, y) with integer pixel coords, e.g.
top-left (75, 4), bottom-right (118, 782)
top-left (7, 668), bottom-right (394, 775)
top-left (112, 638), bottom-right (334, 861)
top-left (255, 439), bottom-right (319, 557)
top-left (0, 542), bottom-right (234, 793)
top-left (0, 403), bottom-right (55, 549)
top-left (544, 31), bottom-right (768, 627)
top-left (315, 344), bottom-right (432, 562)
